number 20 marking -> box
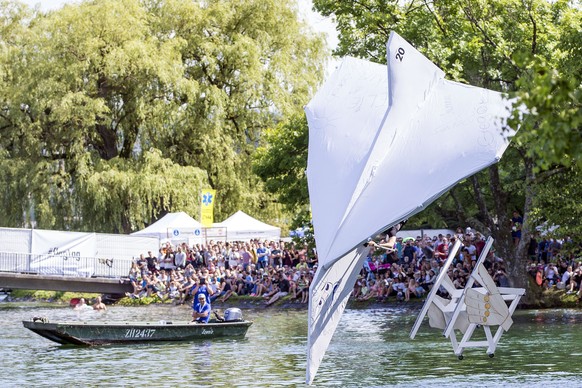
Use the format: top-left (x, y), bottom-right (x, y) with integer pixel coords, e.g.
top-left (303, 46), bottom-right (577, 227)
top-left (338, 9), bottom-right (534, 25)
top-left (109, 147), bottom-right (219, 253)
top-left (395, 47), bottom-right (405, 62)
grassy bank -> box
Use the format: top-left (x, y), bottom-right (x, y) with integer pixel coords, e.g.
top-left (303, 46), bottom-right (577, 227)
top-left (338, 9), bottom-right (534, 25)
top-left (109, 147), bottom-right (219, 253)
top-left (4, 288), bottom-right (580, 309)
top-left (7, 290), bottom-right (102, 305)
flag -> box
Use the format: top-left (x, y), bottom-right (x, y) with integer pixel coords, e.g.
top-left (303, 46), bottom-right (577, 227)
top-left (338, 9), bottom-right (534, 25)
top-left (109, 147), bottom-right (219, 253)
top-left (200, 189), bottom-right (216, 227)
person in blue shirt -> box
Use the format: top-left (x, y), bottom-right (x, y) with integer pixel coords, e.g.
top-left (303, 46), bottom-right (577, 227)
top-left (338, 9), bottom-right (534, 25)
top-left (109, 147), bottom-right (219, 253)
top-left (256, 242), bottom-right (270, 270)
top-left (192, 277), bottom-right (213, 305)
top-left (511, 210), bottom-right (523, 246)
top-left (191, 294), bottom-right (211, 323)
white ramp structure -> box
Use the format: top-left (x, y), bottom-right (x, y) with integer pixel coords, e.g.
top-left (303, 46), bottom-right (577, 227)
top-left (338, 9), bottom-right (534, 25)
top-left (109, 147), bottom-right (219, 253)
top-left (304, 30), bottom-right (518, 384)
top-left (409, 238), bottom-right (465, 338)
top-left (411, 237), bottom-right (525, 359)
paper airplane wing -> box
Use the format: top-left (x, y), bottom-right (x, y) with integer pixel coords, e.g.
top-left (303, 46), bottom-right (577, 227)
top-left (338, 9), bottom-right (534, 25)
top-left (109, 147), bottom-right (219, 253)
top-left (306, 34), bottom-right (514, 271)
top-left (305, 56), bottom-right (390, 264)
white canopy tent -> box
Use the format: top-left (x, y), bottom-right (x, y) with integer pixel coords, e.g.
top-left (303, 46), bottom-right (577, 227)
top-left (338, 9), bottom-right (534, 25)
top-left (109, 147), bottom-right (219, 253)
top-left (131, 212), bottom-right (202, 243)
top-left (214, 211), bottom-right (281, 242)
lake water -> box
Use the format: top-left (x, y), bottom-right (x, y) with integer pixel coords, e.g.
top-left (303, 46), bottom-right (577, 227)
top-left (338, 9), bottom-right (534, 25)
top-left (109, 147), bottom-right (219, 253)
top-left (1, 303), bottom-right (581, 387)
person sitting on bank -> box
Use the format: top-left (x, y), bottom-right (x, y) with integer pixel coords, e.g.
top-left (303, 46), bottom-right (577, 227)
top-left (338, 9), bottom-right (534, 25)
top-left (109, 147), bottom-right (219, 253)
top-left (92, 296), bottom-right (107, 311)
top-left (266, 272), bottom-right (290, 306)
top-left (191, 294), bottom-right (211, 323)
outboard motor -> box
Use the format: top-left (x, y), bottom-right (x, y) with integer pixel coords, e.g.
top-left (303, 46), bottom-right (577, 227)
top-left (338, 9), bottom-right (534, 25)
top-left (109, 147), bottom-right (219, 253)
top-left (224, 307), bottom-right (243, 322)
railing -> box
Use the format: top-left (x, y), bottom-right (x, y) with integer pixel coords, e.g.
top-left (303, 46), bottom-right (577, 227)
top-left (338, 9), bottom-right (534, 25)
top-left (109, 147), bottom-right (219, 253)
top-left (0, 251), bottom-right (131, 279)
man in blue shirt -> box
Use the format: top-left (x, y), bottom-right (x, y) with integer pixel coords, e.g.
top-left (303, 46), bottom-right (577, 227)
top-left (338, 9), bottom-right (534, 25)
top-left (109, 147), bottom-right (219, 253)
top-left (256, 242), bottom-right (270, 270)
top-left (191, 294), bottom-right (211, 323)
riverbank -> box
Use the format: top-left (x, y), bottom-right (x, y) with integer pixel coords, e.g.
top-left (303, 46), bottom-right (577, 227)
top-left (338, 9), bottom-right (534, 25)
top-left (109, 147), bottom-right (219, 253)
top-left (3, 287), bottom-right (580, 310)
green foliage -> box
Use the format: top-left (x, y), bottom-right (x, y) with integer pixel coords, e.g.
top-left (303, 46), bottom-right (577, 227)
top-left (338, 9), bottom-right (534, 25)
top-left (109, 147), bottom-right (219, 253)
top-left (78, 149), bottom-right (209, 233)
top-left (0, 0), bottom-right (327, 232)
top-left (510, 58), bottom-right (582, 171)
top-left (529, 166), bottom-right (582, 239)
top-left (145, 0), bottom-right (327, 220)
top-left (10, 289), bottom-right (100, 303)
top-left (253, 115), bottom-right (322, 247)
top-left (253, 115), bottom-right (310, 212)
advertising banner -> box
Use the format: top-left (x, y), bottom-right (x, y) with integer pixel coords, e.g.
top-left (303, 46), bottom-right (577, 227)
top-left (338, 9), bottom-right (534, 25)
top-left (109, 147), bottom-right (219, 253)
top-left (200, 189), bottom-right (216, 227)
top-left (30, 230), bottom-right (97, 276)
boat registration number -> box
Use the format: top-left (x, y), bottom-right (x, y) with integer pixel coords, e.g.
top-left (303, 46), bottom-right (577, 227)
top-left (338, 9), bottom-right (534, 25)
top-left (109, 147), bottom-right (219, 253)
top-left (125, 328), bottom-right (156, 338)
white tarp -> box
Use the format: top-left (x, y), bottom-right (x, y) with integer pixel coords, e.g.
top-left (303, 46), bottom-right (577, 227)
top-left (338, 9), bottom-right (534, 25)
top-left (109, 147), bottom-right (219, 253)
top-left (131, 211), bottom-right (202, 242)
top-left (95, 233), bottom-right (161, 277)
top-left (0, 227), bottom-right (31, 253)
top-left (304, 31), bottom-right (516, 384)
top-left (214, 210), bottom-right (281, 242)
top-left (31, 230), bottom-right (96, 276)
top-left (0, 227), bottom-right (159, 277)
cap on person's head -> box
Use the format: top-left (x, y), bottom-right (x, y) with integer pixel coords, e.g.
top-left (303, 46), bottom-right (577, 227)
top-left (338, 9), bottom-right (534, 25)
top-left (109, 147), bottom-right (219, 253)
top-left (198, 294), bottom-right (205, 300)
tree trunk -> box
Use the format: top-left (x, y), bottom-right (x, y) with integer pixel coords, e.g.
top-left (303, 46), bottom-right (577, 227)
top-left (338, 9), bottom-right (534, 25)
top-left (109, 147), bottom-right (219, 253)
top-left (478, 159), bottom-right (539, 305)
top-left (510, 156), bottom-right (539, 304)
top-left (93, 75), bottom-right (118, 161)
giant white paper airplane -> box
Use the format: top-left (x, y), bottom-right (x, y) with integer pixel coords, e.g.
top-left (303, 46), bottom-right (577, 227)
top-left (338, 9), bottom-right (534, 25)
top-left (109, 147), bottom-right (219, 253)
top-left (304, 31), bottom-right (517, 384)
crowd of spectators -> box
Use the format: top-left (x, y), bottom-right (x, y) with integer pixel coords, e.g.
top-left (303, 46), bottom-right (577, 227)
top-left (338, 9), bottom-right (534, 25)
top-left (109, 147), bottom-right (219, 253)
top-left (357, 227), bottom-right (582, 303)
top-left (526, 235), bottom-right (582, 298)
top-left (124, 226), bottom-right (581, 308)
top-left (355, 228), bottom-right (503, 302)
top-left (124, 240), bottom-right (316, 307)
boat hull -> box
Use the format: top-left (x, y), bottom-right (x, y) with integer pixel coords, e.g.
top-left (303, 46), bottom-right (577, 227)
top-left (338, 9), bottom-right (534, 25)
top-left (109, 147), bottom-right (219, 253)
top-left (23, 319), bottom-right (252, 346)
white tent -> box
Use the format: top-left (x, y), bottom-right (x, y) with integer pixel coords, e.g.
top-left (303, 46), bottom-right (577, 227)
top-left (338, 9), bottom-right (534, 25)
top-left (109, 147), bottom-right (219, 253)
top-left (131, 212), bottom-right (202, 242)
top-left (214, 211), bottom-right (280, 241)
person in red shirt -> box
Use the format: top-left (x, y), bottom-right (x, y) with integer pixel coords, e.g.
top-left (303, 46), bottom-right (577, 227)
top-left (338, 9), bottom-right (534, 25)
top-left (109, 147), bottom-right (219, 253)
top-left (434, 237), bottom-right (449, 261)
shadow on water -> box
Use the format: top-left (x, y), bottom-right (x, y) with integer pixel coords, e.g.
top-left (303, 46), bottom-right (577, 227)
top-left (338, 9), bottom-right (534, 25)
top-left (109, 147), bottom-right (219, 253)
top-left (2, 303), bottom-right (582, 387)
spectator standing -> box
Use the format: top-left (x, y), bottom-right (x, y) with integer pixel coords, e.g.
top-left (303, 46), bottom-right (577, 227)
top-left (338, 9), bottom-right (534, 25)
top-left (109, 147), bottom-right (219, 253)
top-left (528, 234), bottom-right (538, 262)
top-left (136, 254), bottom-right (147, 269)
top-left (434, 237), bottom-right (449, 261)
top-left (270, 242), bottom-right (282, 268)
top-left (146, 251), bottom-right (158, 272)
top-left (240, 247), bottom-right (252, 272)
top-left (402, 240), bottom-right (417, 264)
top-left (511, 210), bottom-right (523, 246)
top-left (174, 246), bottom-right (186, 269)
top-left (256, 242), bottom-right (270, 270)
top-left (421, 239), bottom-right (434, 261)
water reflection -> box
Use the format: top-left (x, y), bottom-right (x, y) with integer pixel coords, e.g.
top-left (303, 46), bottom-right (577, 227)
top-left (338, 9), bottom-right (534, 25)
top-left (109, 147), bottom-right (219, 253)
top-left (1, 304), bottom-right (582, 387)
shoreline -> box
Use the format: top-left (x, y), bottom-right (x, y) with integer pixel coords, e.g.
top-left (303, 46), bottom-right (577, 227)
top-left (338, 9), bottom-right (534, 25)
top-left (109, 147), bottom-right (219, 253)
top-left (3, 292), bottom-right (579, 311)
top-left (2, 287), bottom-right (579, 310)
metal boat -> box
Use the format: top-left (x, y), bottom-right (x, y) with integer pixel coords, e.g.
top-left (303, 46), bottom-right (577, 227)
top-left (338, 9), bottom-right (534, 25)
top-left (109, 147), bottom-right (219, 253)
top-left (23, 309), bottom-right (252, 345)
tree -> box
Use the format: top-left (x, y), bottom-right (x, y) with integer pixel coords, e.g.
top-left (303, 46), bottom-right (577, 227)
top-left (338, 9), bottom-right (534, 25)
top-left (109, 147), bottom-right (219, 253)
top-left (303, 0), bottom-right (581, 303)
top-left (0, 0), bottom-right (327, 232)
top-left (145, 0), bottom-right (327, 220)
top-left (253, 115), bottom-right (310, 212)
top-left (509, 3), bottom-right (581, 171)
